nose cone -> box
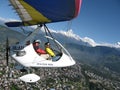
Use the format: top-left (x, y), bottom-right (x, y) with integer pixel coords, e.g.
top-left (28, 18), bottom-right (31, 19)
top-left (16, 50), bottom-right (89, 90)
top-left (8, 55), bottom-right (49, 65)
top-left (70, 58), bottom-right (76, 66)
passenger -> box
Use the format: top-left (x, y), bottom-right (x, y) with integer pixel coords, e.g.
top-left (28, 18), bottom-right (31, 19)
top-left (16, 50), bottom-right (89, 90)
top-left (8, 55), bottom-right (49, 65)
top-left (45, 42), bottom-right (55, 57)
top-left (45, 42), bottom-right (61, 61)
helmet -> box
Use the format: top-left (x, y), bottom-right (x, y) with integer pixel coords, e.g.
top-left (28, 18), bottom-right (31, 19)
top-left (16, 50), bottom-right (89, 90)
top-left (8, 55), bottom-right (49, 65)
top-left (45, 42), bottom-right (50, 46)
top-left (35, 40), bottom-right (41, 43)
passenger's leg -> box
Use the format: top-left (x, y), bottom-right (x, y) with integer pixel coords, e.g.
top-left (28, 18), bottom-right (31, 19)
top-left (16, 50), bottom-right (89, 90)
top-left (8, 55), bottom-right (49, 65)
top-left (40, 54), bottom-right (51, 60)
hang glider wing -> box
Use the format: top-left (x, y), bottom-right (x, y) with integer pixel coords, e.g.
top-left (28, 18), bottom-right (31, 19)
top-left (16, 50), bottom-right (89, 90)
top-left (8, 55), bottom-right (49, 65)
top-left (5, 0), bottom-right (82, 27)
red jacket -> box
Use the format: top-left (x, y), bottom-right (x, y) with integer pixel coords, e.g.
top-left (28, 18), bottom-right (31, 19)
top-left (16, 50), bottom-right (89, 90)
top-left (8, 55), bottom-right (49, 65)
top-left (33, 43), bottom-right (46, 54)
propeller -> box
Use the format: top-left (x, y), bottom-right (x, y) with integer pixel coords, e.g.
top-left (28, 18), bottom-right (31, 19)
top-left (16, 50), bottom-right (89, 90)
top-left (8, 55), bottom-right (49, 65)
top-left (6, 37), bottom-right (9, 66)
top-left (5, 38), bottom-right (27, 72)
top-left (5, 37), bottom-right (11, 79)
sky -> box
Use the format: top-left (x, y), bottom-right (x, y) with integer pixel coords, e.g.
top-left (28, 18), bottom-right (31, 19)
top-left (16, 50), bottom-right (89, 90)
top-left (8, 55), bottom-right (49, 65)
top-left (0, 0), bottom-right (120, 45)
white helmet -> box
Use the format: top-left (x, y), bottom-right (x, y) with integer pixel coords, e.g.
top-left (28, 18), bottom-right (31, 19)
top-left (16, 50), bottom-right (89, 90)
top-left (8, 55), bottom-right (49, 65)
top-left (35, 40), bottom-right (41, 43)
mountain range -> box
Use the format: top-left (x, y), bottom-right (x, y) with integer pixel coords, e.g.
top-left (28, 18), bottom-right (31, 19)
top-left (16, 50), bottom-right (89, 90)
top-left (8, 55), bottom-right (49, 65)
top-left (10, 27), bottom-right (120, 49)
top-left (0, 25), bottom-right (25, 44)
top-left (1, 24), bottom-right (120, 90)
top-left (0, 25), bottom-right (120, 74)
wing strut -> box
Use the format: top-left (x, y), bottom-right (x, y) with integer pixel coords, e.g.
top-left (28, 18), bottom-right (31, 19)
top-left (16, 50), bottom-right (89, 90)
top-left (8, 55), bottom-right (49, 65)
top-left (20, 24), bottom-right (42, 45)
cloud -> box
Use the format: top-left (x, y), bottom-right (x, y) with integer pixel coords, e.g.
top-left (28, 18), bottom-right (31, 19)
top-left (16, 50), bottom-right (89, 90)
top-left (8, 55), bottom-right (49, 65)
top-left (97, 42), bottom-right (120, 48)
top-left (0, 17), bottom-right (6, 25)
top-left (0, 17), bottom-right (120, 48)
top-left (51, 29), bottom-right (97, 46)
top-left (82, 37), bottom-right (97, 47)
top-left (52, 29), bottom-right (81, 41)
top-left (0, 17), bottom-right (20, 26)
top-left (117, 42), bottom-right (120, 46)
top-left (0, 17), bottom-right (18, 22)
top-left (52, 29), bottom-right (120, 48)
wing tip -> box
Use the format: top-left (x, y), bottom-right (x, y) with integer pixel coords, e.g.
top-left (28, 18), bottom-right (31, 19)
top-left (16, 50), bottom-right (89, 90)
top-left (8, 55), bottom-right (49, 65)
top-left (5, 21), bottom-right (23, 27)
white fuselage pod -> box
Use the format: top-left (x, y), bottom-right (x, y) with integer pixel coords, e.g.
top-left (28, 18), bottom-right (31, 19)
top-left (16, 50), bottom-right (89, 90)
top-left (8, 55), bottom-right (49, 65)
top-left (19, 73), bottom-right (40, 83)
top-left (11, 43), bottom-right (75, 68)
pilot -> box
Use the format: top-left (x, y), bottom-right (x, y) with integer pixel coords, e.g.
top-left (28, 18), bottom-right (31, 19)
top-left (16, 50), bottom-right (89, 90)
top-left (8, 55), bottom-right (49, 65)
top-left (33, 39), bottom-right (46, 54)
top-left (33, 40), bottom-right (49, 59)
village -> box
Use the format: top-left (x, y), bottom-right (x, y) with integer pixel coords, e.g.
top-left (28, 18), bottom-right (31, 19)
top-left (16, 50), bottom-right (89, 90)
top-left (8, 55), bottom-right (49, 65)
top-left (0, 43), bottom-right (83, 90)
top-left (0, 43), bottom-right (120, 90)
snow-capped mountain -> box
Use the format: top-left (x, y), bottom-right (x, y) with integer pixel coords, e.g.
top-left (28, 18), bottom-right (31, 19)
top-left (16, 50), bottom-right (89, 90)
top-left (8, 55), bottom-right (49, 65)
top-left (0, 17), bottom-right (120, 48)
top-left (48, 29), bottom-right (120, 48)
top-left (4, 26), bottom-right (120, 48)
top-left (49, 29), bottom-right (95, 47)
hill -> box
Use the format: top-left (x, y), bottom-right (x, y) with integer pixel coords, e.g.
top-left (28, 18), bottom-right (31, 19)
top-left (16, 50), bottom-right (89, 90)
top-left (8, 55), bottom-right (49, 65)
top-left (1, 25), bottom-right (120, 74)
top-left (66, 43), bottom-right (120, 73)
top-left (0, 25), bottom-right (120, 89)
top-left (0, 25), bottom-right (25, 44)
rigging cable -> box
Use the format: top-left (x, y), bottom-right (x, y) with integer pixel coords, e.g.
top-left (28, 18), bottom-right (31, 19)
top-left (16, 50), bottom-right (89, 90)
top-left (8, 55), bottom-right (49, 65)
top-left (44, 25), bottom-right (49, 42)
top-left (66, 20), bottom-right (72, 32)
top-left (43, 24), bottom-right (62, 52)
